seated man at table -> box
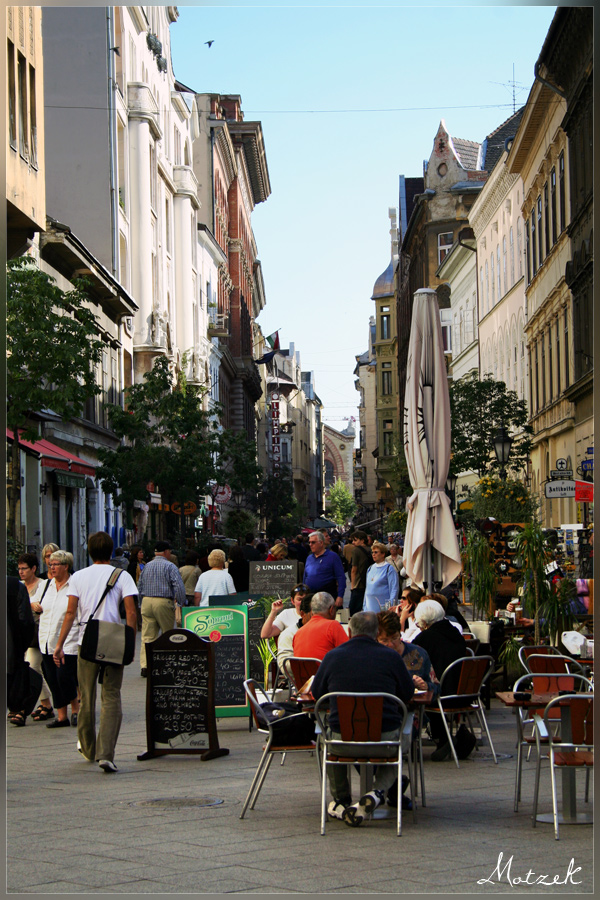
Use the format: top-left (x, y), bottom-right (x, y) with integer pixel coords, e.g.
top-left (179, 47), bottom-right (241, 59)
top-left (311, 611), bottom-right (415, 826)
top-left (292, 592), bottom-right (348, 660)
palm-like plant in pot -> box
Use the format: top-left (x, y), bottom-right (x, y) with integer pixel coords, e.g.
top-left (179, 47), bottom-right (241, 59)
top-left (513, 521), bottom-right (551, 645)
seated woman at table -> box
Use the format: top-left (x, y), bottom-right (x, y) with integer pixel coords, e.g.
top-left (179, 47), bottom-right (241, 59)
top-left (261, 584), bottom-right (311, 664)
top-left (421, 593), bottom-right (465, 633)
top-left (412, 600), bottom-right (475, 761)
top-left (395, 587), bottom-right (424, 642)
top-left (376, 610), bottom-right (438, 809)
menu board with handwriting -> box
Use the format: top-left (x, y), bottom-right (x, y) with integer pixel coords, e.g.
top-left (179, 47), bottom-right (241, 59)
top-left (137, 630), bottom-right (229, 760)
top-left (182, 606), bottom-right (250, 718)
top-left (248, 560), bottom-right (298, 597)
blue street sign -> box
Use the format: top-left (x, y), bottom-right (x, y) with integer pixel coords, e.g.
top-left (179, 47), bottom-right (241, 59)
top-left (586, 447), bottom-right (594, 455)
top-left (581, 459), bottom-right (593, 471)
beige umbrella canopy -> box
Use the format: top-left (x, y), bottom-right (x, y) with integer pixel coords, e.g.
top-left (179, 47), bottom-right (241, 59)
top-left (403, 289), bottom-right (462, 591)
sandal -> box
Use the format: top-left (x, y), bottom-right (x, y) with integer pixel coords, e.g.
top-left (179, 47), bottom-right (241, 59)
top-left (31, 705), bottom-right (55, 721)
top-left (9, 712), bottom-right (26, 727)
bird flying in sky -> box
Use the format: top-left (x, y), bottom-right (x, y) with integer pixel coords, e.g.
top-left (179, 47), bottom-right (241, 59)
top-left (205, 40), bottom-right (214, 48)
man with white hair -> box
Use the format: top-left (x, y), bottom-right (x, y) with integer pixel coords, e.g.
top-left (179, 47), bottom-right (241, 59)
top-left (303, 532), bottom-right (346, 610)
top-left (292, 592), bottom-right (348, 660)
top-left (311, 611), bottom-right (415, 826)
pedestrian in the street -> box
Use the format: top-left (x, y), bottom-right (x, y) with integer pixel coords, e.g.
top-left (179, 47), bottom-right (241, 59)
top-left (137, 541), bottom-right (186, 676)
top-left (193, 548), bottom-right (236, 607)
top-left (303, 532), bottom-right (346, 610)
top-left (110, 547), bottom-right (130, 570)
top-left (40, 543), bottom-right (60, 579)
top-left (17, 553), bottom-right (55, 722)
top-left (363, 542), bottom-right (399, 613)
top-left (39, 550), bottom-right (80, 729)
top-left (348, 530), bottom-right (372, 617)
top-left (52, 531), bottom-right (138, 773)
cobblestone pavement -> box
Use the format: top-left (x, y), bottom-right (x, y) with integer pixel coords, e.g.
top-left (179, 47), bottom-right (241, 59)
top-left (7, 631), bottom-right (594, 895)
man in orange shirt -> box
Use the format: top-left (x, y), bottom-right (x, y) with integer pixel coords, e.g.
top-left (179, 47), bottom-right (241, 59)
top-left (292, 592), bottom-right (348, 660)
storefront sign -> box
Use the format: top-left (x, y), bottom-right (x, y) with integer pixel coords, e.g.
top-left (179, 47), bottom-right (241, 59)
top-left (170, 501), bottom-right (197, 516)
top-left (53, 471), bottom-right (86, 488)
top-left (271, 391), bottom-right (280, 477)
top-left (545, 479), bottom-right (576, 499)
top-left (214, 485), bottom-right (232, 504)
top-left (575, 480), bottom-right (594, 503)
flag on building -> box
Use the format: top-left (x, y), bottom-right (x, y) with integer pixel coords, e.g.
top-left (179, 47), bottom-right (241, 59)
top-left (266, 331), bottom-right (280, 350)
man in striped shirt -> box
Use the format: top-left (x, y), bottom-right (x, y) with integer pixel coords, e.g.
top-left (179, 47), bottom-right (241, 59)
top-left (137, 541), bottom-right (186, 677)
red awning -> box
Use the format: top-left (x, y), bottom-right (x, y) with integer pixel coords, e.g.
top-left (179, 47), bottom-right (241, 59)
top-left (7, 429), bottom-right (96, 476)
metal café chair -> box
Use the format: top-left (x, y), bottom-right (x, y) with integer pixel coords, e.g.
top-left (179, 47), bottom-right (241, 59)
top-left (314, 691), bottom-right (414, 836)
top-left (426, 655), bottom-right (497, 768)
top-left (532, 693), bottom-right (594, 839)
top-left (523, 653), bottom-right (585, 677)
top-left (240, 679), bottom-right (319, 819)
top-left (282, 656), bottom-right (321, 699)
top-left (511, 671), bottom-right (592, 811)
top-left (518, 644), bottom-right (565, 672)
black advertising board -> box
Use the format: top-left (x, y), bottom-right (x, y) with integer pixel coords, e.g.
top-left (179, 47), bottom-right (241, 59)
top-left (213, 633), bottom-right (247, 707)
top-left (247, 611), bottom-right (267, 685)
top-left (137, 629), bottom-right (229, 760)
top-left (248, 560), bottom-right (298, 596)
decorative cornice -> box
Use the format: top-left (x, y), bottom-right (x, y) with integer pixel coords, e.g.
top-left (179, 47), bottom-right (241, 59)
top-left (213, 124), bottom-right (237, 186)
top-left (128, 83), bottom-right (162, 139)
top-left (470, 164), bottom-right (520, 237)
top-left (173, 165), bottom-right (200, 208)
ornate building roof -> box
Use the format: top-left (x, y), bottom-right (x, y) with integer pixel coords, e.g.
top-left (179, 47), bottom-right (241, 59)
top-left (371, 259), bottom-right (395, 299)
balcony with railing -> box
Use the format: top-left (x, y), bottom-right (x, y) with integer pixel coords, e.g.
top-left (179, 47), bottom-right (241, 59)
top-left (207, 311), bottom-right (229, 338)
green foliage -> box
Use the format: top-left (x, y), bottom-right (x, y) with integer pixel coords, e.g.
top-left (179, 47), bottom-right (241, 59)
top-left (514, 521), bottom-right (551, 645)
top-left (450, 373), bottom-right (533, 477)
top-left (326, 478), bottom-right (357, 525)
top-left (385, 509), bottom-right (408, 535)
top-left (7, 259), bottom-right (104, 537)
top-left (260, 469), bottom-right (306, 541)
top-left (465, 529), bottom-right (497, 620)
top-left (387, 437), bottom-right (413, 500)
top-left (97, 356), bottom-right (261, 527)
top-left (541, 577), bottom-right (578, 648)
top-left (6, 538), bottom-right (26, 577)
top-left (469, 475), bottom-right (537, 523)
top-left (224, 508), bottom-right (258, 542)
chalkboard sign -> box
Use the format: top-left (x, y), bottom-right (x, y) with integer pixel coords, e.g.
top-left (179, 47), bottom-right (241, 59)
top-left (213, 634), bottom-right (246, 706)
top-left (248, 560), bottom-right (298, 596)
top-left (182, 606), bottom-right (249, 718)
top-left (248, 614), bottom-right (267, 685)
top-left (137, 630), bottom-right (229, 761)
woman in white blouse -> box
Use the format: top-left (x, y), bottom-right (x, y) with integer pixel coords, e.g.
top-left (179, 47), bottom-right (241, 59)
top-left (39, 551), bottom-right (80, 728)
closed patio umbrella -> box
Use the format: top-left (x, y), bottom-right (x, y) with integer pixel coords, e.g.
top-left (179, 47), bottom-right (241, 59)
top-left (403, 288), bottom-right (461, 591)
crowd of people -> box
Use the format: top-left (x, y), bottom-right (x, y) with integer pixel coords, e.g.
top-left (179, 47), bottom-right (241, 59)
top-left (8, 526), bottom-right (471, 793)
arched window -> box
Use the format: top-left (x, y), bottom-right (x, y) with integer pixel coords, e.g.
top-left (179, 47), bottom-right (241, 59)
top-left (502, 237), bottom-right (507, 294)
top-left (485, 260), bottom-right (489, 312)
top-left (517, 218), bottom-right (523, 278)
top-left (324, 459), bottom-right (335, 489)
top-left (509, 227), bottom-right (514, 286)
top-left (490, 254), bottom-right (495, 305)
top-left (499, 333), bottom-right (504, 381)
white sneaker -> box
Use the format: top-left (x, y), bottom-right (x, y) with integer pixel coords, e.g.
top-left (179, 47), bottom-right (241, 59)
top-left (327, 800), bottom-right (347, 820)
top-left (98, 759), bottom-right (118, 773)
top-left (342, 790), bottom-right (384, 827)
top-left (77, 740), bottom-right (93, 762)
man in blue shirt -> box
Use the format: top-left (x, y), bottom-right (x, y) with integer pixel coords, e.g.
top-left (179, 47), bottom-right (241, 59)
top-left (137, 541), bottom-right (186, 676)
top-left (303, 532), bottom-right (346, 609)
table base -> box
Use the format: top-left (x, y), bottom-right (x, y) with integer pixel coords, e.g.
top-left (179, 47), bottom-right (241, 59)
top-left (536, 811), bottom-right (593, 825)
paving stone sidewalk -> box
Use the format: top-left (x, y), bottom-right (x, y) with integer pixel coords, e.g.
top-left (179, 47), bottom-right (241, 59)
top-left (7, 634), bottom-right (594, 895)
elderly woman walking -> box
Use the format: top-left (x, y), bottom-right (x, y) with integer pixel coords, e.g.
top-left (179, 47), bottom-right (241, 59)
top-left (39, 550), bottom-right (80, 728)
top-left (193, 549), bottom-right (236, 607)
top-left (363, 542), bottom-right (399, 613)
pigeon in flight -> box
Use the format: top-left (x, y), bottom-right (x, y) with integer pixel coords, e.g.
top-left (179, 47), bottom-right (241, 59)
top-left (205, 40), bottom-right (214, 48)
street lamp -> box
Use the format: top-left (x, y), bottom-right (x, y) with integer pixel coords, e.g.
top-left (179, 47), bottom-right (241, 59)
top-left (378, 498), bottom-right (386, 541)
top-left (445, 472), bottom-right (457, 515)
top-left (492, 422), bottom-right (513, 480)
top-left (232, 488), bottom-right (244, 509)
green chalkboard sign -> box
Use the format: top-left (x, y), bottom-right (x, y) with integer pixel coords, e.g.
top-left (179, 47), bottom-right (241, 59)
top-left (182, 606), bottom-right (249, 718)
top-left (248, 560), bottom-right (298, 597)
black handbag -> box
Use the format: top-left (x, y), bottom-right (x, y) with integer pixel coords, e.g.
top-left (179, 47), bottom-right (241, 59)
top-left (80, 569), bottom-right (135, 667)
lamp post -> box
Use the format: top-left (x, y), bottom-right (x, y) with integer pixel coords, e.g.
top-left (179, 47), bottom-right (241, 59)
top-left (492, 422), bottom-right (513, 480)
top-left (445, 473), bottom-right (457, 516)
top-left (378, 498), bottom-right (385, 542)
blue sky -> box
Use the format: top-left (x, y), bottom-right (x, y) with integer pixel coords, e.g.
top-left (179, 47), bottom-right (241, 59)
top-left (171, 3), bottom-right (557, 437)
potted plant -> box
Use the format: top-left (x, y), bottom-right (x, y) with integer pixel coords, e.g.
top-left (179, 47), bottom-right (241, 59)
top-left (465, 528), bottom-right (497, 620)
top-left (539, 576), bottom-right (578, 649)
top-left (513, 521), bottom-right (551, 645)
top-left (257, 637), bottom-right (277, 691)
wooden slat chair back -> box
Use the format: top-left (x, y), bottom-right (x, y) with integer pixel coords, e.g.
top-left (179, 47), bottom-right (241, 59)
top-left (283, 656), bottom-right (321, 696)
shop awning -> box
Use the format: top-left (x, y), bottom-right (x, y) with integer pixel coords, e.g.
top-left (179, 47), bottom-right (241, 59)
top-left (7, 429), bottom-right (96, 476)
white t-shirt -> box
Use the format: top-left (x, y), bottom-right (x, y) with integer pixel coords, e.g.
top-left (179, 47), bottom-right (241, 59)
top-left (68, 564), bottom-right (138, 645)
top-left (273, 607), bottom-right (300, 633)
top-left (194, 569), bottom-right (236, 607)
top-left (38, 576), bottom-right (80, 656)
top-left (276, 625), bottom-right (298, 664)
